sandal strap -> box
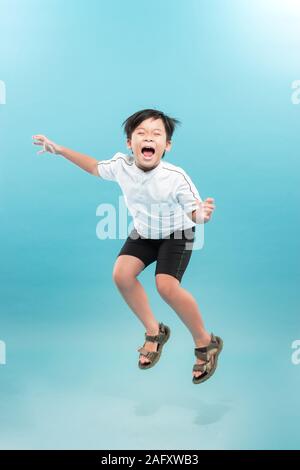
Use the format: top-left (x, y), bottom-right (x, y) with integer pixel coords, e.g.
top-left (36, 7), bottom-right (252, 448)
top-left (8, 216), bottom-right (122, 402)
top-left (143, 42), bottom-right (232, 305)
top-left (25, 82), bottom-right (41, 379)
top-left (145, 323), bottom-right (166, 343)
top-left (145, 333), bottom-right (165, 343)
top-left (194, 348), bottom-right (218, 361)
top-left (193, 364), bottom-right (207, 372)
top-left (194, 333), bottom-right (219, 360)
top-left (138, 347), bottom-right (158, 361)
top-left (194, 350), bottom-right (209, 361)
top-left (193, 360), bottom-right (214, 374)
top-left (193, 354), bottom-right (216, 374)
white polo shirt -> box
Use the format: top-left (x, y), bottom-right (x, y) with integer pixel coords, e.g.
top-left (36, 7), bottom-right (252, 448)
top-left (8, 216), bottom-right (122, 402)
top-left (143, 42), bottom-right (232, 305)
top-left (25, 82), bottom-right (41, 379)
top-left (97, 152), bottom-right (202, 239)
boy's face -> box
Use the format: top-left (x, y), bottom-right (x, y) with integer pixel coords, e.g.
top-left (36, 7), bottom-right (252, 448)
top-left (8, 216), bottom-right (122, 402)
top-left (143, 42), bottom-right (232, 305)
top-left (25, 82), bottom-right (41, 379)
top-left (126, 117), bottom-right (172, 170)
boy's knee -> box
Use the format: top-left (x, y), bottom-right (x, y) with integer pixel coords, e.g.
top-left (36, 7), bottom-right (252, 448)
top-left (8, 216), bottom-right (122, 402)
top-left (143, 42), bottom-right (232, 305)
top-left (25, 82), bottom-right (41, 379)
top-left (112, 268), bottom-right (125, 287)
top-left (112, 268), bottom-right (135, 290)
top-left (155, 275), bottom-right (179, 299)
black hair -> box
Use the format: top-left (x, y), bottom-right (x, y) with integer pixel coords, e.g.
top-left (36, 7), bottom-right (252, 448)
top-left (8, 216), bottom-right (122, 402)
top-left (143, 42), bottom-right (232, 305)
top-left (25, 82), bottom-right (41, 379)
top-left (122, 108), bottom-right (181, 159)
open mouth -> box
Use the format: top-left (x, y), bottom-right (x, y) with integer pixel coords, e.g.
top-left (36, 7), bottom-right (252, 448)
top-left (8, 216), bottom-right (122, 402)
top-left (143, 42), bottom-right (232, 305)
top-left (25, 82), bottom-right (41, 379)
top-left (141, 146), bottom-right (155, 158)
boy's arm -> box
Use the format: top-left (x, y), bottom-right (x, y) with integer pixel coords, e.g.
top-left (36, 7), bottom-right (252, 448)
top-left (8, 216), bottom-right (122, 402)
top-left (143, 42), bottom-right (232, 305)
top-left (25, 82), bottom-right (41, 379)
top-left (32, 134), bottom-right (100, 176)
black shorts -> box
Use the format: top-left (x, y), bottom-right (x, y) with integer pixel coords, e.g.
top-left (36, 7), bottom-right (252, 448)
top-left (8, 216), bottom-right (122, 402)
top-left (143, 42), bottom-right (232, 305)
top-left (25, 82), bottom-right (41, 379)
top-left (117, 226), bottom-right (196, 283)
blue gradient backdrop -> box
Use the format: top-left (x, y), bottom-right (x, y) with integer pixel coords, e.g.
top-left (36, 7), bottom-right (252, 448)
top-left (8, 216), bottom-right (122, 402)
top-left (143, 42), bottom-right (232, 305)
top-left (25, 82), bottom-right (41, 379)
top-left (0, 0), bottom-right (299, 450)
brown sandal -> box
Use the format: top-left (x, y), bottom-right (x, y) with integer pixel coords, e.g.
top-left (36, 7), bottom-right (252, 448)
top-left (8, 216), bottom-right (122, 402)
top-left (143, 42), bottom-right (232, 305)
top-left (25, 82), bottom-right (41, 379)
top-left (138, 322), bottom-right (171, 370)
top-left (192, 333), bottom-right (223, 384)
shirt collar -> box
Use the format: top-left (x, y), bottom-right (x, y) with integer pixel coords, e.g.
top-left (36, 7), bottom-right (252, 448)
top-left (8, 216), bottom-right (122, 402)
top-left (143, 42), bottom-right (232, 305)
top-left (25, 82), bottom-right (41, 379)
top-left (132, 158), bottom-right (163, 177)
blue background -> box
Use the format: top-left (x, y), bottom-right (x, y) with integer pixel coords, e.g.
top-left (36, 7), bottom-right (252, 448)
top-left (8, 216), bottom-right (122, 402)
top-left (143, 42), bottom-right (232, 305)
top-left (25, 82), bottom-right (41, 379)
top-left (0, 0), bottom-right (299, 449)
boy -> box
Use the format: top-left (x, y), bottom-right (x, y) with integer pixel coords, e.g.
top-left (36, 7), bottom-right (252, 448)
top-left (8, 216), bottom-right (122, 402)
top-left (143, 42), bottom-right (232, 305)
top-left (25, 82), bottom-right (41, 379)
top-left (32, 108), bottom-right (223, 384)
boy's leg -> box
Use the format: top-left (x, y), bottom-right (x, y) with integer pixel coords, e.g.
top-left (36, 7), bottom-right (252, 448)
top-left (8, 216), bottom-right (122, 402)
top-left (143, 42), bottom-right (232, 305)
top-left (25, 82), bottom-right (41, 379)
top-left (112, 254), bottom-right (161, 365)
top-left (155, 230), bottom-right (212, 378)
top-left (155, 273), bottom-right (212, 378)
top-left (155, 273), bottom-right (211, 346)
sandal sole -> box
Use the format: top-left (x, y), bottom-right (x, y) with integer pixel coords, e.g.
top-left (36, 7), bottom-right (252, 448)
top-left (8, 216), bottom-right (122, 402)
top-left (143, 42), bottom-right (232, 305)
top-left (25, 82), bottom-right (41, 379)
top-left (138, 324), bottom-right (171, 370)
top-left (192, 336), bottom-right (223, 384)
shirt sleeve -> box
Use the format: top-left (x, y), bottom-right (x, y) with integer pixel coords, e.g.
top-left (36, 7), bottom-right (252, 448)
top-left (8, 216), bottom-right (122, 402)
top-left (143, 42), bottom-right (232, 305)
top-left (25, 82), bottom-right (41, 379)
top-left (97, 152), bottom-right (122, 182)
top-left (175, 170), bottom-right (202, 213)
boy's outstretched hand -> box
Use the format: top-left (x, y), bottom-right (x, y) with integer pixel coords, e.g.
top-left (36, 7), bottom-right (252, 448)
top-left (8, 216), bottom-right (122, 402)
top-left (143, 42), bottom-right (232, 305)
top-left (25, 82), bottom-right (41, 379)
top-left (193, 197), bottom-right (216, 223)
top-left (203, 197), bottom-right (216, 222)
top-left (32, 135), bottom-right (61, 155)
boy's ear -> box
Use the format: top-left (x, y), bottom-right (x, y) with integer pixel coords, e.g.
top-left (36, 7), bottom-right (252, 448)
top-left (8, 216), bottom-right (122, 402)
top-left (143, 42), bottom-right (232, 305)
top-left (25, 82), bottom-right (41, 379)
top-left (165, 140), bottom-right (172, 152)
top-left (126, 138), bottom-right (132, 150)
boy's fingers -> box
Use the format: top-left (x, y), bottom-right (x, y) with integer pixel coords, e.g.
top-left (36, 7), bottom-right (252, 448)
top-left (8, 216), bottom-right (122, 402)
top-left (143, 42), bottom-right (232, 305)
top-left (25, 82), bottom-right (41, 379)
top-left (32, 135), bottom-right (47, 144)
